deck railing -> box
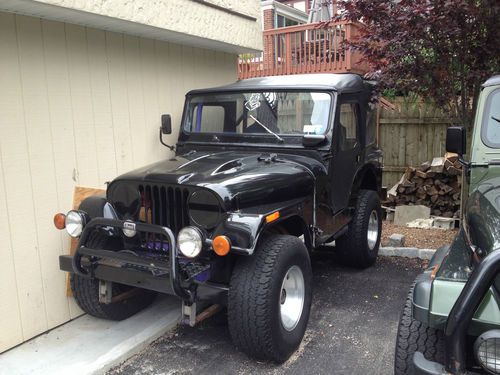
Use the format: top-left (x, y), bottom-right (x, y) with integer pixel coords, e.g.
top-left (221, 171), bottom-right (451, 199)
top-left (238, 21), bottom-right (369, 79)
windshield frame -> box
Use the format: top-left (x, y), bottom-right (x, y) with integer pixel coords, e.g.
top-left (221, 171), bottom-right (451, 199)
top-left (179, 89), bottom-right (336, 147)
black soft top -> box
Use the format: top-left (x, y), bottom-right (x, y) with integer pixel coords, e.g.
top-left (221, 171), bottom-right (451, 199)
top-left (483, 75), bottom-right (500, 88)
top-left (188, 73), bottom-right (372, 95)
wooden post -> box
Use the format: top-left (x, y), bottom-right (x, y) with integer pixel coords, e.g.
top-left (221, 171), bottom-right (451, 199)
top-left (285, 32), bottom-right (292, 75)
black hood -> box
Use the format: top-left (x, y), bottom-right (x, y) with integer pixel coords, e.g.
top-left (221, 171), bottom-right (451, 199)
top-left (107, 151), bottom-right (326, 211)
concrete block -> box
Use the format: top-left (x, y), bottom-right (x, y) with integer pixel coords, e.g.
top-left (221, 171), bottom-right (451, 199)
top-left (387, 233), bottom-right (405, 247)
top-left (379, 247), bottom-right (436, 260)
top-left (407, 218), bottom-right (434, 229)
top-left (398, 247), bottom-right (420, 258)
top-left (433, 217), bottom-right (455, 230)
top-left (378, 247), bottom-right (397, 257)
top-left (394, 205), bottom-right (431, 226)
top-left (419, 249), bottom-right (437, 260)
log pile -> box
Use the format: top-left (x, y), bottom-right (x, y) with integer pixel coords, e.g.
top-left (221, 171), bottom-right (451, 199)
top-left (385, 153), bottom-right (462, 218)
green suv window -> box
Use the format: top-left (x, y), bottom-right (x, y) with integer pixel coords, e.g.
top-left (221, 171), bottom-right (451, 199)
top-left (482, 88), bottom-right (500, 148)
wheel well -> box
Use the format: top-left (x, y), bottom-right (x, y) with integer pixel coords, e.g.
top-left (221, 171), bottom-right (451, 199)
top-left (359, 169), bottom-right (378, 192)
top-left (263, 215), bottom-right (312, 251)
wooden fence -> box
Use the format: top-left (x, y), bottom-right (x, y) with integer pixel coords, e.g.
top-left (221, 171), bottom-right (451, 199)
top-left (378, 97), bottom-right (453, 187)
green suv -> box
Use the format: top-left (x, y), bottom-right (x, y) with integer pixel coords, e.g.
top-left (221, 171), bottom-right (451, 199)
top-left (395, 75), bottom-right (500, 374)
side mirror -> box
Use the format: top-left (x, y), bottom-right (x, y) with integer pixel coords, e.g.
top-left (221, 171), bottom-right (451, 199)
top-left (446, 126), bottom-right (466, 156)
top-left (303, 134), bottom-right (326, 147)
top-left (159, 114), bottom-right (174, 151)
top-left (161, 114), bottom-right (172, 134)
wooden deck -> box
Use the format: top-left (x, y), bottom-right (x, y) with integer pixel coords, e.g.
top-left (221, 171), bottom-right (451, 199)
top-left (238, 21), bottom-right (370, 79)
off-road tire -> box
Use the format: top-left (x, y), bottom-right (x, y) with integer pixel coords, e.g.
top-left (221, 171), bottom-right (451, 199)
top-left (70, 233), bottom-right (156, 321)
top-left (336, 189), bottom-right (382, 268)
top-left (394, 285), bottom-right (445, 374)
top-left (228, 235), bottom-right (312, 363)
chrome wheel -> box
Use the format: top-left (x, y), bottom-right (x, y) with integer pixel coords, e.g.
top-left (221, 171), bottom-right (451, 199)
top-left (367, 210), bottom-right (379, 251)
top-left (280, 265), bottom-right (305, 331)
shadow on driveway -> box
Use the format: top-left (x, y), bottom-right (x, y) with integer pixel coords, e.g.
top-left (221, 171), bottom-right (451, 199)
top-left (109, 255), bottom-right (425, 375)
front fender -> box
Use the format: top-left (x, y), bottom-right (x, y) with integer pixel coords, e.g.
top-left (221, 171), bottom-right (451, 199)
top-left (213, 197), bottom-right (313, 255)
top-left (412, 245), bottom-right (450, 325)
top-left (79, 196), bottom-right (119, 220)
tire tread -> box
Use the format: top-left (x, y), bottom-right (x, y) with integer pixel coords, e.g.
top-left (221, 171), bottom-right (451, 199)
top-left (394, 285), bottom-right (445, 374)
top-left (228, 235), bottom-right (311, 362)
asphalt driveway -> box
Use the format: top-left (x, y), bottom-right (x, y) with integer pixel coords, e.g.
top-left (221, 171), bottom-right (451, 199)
top-left (109, 254), bottom-right (425, 375)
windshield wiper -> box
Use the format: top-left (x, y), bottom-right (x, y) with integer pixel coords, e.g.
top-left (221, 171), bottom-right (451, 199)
top-left (249, 114), bottom-right (284, 143)
top-left (492, 116), bottom-right (500, 124)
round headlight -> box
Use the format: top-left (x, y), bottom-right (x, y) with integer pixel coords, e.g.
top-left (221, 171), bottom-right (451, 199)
top-left (475, 330), bottom-right (500, 374)
top-left (177, 227), bottom-right (203, 258)
top-left (65, 210), bottom-right (85, 237)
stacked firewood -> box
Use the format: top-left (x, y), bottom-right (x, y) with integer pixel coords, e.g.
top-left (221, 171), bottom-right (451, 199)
top-left (386, 153), bottom-right (463, 218)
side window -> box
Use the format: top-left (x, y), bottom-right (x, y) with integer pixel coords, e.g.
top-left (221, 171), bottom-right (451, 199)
top-left (191, 105), bottom-right (225, 133)
top-left (481, 89), bottom-right (500, 148)
top-left (366, 107), bottom-right (377, 146)
top-left (338, 103), bottom-right (358, 150)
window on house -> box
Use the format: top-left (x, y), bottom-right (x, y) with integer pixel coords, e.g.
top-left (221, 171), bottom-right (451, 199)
top-left (276, 15), bottom-right (300, 28)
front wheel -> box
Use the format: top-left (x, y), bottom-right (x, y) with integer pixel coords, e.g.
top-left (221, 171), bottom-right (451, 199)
top-left (228, 235), bottom-right (313, 363)
top-left (70, 233), bottom-right (156, 320)
top-left (394, 285), bottom-right (444, 374)
top-left (336, 189), bottom-right (382, 268)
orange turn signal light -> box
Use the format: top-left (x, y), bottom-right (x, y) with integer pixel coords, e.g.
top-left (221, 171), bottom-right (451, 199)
top-left (53, 213), bottom-right (66, 230)
top-left (265, 211), bottom-right (280, 223)
top-left (213, 235), bottom-right (231, 256)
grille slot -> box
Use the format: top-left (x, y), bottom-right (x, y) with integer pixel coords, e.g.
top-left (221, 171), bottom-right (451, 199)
top-left (139, 184), bottom-right (191, 234)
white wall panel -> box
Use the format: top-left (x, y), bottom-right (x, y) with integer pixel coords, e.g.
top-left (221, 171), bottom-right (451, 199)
top-left (0, 12), bottom-right (236, 353)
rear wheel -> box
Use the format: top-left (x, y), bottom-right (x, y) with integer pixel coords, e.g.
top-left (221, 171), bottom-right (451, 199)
top-left (228, 235), bottom-right (312, 363)
top-left (336, 189), bottom-right (382, 268)
top-left (70, 233), bottom-right (156, 320)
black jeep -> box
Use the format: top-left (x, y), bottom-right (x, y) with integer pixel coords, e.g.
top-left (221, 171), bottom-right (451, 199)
top-left (56, 73), bottom-right (383, 362)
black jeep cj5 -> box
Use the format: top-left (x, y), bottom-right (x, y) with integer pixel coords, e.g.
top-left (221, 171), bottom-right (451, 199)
top-left (55, 73), bottom-right (383, 362)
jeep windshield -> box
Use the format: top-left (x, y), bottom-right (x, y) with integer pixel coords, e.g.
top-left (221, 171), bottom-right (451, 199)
top-left (181, 91), bottom-right (333, 144)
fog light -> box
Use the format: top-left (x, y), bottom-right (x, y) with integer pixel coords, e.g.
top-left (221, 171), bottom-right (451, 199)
top-left (475, 330), bottom-right (500, 374)
top-left (65, 210), bottom-right (86, 237)
top-left (178, 227), bottom-right (203, 258)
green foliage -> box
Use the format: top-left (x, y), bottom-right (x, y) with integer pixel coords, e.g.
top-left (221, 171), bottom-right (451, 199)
top-left (338, 0), bottom-right (500, 130)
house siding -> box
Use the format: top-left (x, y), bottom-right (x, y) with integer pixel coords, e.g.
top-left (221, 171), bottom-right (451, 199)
top-left (0, 11), bottom-right (237, 353)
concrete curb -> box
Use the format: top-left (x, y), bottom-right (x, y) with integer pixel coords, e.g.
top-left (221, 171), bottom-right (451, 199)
top-left (0, 295), bottom-right (181, 375)
top-left (379, 246), bottom-right (436, 260)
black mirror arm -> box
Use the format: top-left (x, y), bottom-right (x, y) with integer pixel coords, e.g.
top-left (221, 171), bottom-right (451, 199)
top-left (159, 128), bottom-right (175, 151)
top-left (458, 156), bottom-right (471, 169)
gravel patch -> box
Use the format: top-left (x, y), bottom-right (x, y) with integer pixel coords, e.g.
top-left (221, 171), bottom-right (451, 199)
top-left (382, 221), bottom-right (457, 249)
